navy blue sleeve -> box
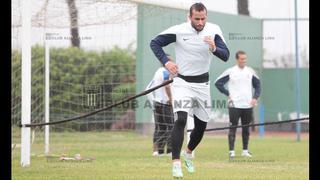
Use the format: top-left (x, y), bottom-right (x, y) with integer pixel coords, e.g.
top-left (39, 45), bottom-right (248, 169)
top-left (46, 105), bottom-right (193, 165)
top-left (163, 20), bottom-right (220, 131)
top-left (252, 76), bottom-right (261, 99)
top-left (212, 35), bottom-right (230, 62)
top-left (215, 75), bottom-right (230, 96)
top-left (150, 34), bottom-right (176, 65)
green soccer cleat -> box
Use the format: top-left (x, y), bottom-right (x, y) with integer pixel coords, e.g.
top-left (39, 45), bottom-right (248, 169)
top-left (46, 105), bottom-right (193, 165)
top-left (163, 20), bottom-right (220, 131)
top-left (182, 151), bottom-right (195, 173)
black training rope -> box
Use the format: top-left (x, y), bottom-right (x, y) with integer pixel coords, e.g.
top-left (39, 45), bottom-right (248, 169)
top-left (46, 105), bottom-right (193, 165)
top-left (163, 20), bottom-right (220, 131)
top-left (187, 117), bottom-right (309, 132)
top-left (20, 79), bottom-right (173, 128)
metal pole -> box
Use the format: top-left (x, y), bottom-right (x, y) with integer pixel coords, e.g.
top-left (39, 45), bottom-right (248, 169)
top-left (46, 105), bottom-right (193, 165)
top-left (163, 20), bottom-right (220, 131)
top-left (45, 38), bottom-right (50, 155)
top-left (259, 104), bottom-right (265, 138)
top-left (294, 0), bottom-right (301, 142)
top-left (21, 0), bottom-right (31, 167)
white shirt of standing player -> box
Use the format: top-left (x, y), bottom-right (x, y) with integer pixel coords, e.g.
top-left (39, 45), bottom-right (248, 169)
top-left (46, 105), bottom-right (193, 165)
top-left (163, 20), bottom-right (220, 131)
top-left (215, 65), bottom-right (260, 109)
top-left (145, 67), bottom-right (171, 107)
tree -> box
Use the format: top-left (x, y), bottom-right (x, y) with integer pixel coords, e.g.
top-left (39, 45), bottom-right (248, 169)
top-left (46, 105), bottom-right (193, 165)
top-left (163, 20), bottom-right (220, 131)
top-left (237, 0), bottom-right (250, 16)
top-left (66, 0), bottom-right (80, 48)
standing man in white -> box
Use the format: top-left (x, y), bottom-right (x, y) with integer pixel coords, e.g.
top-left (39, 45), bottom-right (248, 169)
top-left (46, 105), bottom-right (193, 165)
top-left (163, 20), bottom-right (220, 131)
top-left (215, 50), bottom-right (261, 159)
top-left (146, 56), bottom-right (174, 157)
top-left (150, 2), bottom-right (230, 178)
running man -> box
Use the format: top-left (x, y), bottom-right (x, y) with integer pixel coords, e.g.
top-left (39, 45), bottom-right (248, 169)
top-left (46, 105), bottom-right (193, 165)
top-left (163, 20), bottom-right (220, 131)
top-left (150, 2), bottom-right (229, 178)
top-left (215, 50), bottom-right (261, 159)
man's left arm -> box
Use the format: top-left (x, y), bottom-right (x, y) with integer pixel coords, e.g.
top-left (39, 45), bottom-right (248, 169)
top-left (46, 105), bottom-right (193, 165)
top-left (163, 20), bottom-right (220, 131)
top-left (212, 35), bottom-right (230, 62)
top-left (251, 74), bottom-right (261, 106)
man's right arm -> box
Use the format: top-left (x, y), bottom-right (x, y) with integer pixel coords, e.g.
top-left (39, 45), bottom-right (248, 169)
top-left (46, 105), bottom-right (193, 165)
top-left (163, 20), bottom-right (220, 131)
top-left (150, 34), bottom-right (176, 65)
top-left (163, 71), bottom-right (172, 105)
top-left (215, 75), bottom-right (230, 96)
top-left (214, 69), bottom-right (231, 96)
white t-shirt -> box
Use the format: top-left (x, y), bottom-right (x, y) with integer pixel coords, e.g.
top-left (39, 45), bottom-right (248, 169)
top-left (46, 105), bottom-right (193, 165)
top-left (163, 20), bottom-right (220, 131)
top-left (215, 65), bottom-right (261, 108)
top-left (158, 22), bottom-right (228, 76)
top-left (146, 67), bottom-right (171, 106)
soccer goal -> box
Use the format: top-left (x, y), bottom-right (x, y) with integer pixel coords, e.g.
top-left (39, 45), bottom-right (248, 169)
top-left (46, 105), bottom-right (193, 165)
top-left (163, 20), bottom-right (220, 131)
top-left (12, 0), bottom-right (139, 167)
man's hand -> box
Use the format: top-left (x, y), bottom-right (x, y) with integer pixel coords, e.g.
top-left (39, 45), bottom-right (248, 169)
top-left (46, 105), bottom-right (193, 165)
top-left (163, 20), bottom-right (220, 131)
top-left (165, 61), bottom-right (178, 75)
top-left (203, 36), bottom-right (216, 52)
top-left (227, 96), bottom-right (234, 108)
top-left (250, 98), bottom-right (258, 107)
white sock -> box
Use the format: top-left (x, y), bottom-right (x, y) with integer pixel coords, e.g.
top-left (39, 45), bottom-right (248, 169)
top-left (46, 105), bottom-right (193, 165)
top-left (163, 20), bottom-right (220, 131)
top-left (229, 150), bottom-right (235, 153)
top-left (185, 151), bottom-right (193, 158)
top-left (173, 161), bottom-right (181, 167)
top-left (243, 150), bottom-right (248, 153)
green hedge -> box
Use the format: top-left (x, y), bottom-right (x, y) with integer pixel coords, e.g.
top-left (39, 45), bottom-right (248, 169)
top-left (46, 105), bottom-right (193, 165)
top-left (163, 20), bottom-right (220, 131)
top-left (11, 45), bottom-right (136, 128)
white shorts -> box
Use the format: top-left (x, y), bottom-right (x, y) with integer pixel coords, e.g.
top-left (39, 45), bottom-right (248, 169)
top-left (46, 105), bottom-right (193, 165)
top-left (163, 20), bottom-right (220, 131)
top-left (171, 77), bottom-right (212, 122)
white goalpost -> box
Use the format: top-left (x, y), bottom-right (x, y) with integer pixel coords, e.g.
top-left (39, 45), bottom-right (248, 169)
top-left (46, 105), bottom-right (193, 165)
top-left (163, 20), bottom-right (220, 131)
top-left (20, 0), bottom-right (31, 167)
top-left (45, 37), bottom-right (50, 155)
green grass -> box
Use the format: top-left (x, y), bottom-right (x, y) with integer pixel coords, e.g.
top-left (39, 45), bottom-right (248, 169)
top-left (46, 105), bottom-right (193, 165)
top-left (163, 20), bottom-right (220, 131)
top-left (12, 128), bottom-right (309, 180)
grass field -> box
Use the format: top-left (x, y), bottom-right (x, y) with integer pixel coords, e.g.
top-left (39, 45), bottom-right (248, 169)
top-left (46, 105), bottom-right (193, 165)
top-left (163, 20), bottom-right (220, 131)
top-left (12, 127), bottom-right (309, 180)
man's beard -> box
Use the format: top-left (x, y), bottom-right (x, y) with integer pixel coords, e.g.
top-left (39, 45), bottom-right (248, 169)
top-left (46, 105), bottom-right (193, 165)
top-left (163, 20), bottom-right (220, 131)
top-left (191, 22), bottom-right (205, 32)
